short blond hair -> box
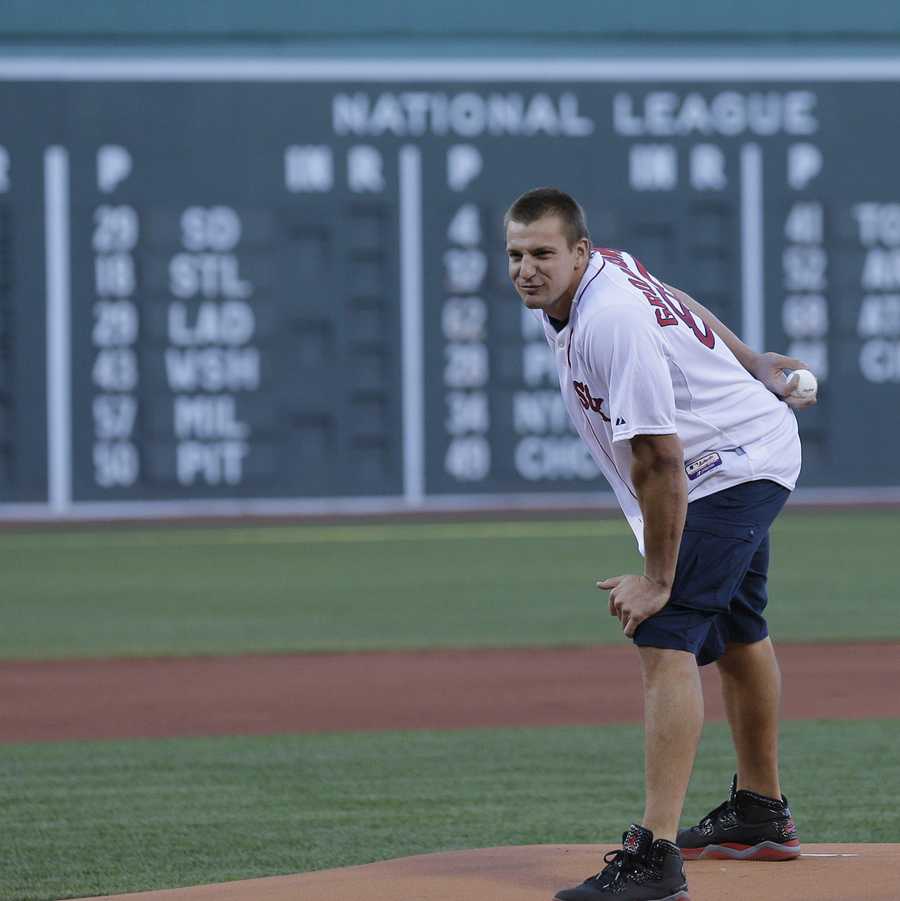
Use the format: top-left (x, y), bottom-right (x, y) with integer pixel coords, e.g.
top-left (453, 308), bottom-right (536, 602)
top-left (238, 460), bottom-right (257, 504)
top-left (504, 187), bottom-right (591, 248)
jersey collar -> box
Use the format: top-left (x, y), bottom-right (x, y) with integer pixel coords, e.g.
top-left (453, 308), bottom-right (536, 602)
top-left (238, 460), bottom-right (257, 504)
top-left (572, 251), bottom-right (604, 308)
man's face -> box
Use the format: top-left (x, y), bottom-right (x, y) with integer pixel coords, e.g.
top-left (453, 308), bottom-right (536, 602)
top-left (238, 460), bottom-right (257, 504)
top-left (506, 214), bottom-right (590, 318)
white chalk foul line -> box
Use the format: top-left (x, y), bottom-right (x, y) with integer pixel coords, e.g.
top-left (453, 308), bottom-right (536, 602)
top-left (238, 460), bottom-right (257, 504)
top-left (802, 853), bottom-right (860, 858)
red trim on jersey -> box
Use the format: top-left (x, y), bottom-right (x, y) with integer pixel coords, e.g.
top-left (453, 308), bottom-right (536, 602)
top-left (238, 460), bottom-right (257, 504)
top-left (579, 406), bottom-right (638, 502)
top-left (567, 257), bottom-right (605, 368)
top-left (565, 253), bottom-right (636, 500)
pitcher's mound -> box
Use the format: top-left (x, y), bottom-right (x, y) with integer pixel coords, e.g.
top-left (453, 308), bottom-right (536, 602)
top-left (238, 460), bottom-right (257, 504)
top-left (77, 843), bottom-right (899, 901)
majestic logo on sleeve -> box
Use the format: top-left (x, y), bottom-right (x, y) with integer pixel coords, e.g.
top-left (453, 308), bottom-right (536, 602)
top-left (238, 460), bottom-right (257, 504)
top-left (572, 381), bottom-right (611, 422)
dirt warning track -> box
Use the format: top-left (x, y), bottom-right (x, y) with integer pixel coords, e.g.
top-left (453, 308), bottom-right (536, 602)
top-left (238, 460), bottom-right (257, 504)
top-left (2, 641), bottom-right (898, 743)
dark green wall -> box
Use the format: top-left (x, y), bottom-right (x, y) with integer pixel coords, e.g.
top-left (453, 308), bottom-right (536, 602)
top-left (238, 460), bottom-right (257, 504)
top-left (1, 4), bottom-right (898, 512)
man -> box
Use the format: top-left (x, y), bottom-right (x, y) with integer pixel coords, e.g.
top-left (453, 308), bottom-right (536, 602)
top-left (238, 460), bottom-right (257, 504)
top-left (505, 187), bottom-right (812, 901)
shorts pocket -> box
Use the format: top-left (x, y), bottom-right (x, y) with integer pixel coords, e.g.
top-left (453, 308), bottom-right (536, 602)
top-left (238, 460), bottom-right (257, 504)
top-left (669, 515), bottom-right (760, 612)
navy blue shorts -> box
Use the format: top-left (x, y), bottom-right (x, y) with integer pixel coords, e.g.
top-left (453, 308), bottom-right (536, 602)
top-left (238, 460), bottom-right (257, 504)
top-left (633, 479), bottom-right (790, 666)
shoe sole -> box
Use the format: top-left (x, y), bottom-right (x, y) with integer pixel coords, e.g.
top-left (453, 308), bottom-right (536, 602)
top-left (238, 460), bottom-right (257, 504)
top-left (680, 840), bottom-right (801, 861)
top-left (553, 893), bottom-right (690, 901)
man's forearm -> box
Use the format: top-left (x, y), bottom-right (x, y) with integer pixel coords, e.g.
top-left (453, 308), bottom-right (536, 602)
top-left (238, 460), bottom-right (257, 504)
top-left (633, 457), bottom-right (688, 590)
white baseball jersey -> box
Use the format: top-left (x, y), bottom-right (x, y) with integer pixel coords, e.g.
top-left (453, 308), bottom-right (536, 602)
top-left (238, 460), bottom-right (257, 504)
top-left (539, 248), bottom-right (801, 554)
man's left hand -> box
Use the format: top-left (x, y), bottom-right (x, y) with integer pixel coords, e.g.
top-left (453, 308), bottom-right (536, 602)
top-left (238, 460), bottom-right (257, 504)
top-left (597, 574), bottom-right (671, 638)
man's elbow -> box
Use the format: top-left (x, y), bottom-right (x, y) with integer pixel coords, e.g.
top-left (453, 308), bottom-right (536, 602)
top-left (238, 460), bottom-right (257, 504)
top-left (630, 434), bottom-right (685, 487)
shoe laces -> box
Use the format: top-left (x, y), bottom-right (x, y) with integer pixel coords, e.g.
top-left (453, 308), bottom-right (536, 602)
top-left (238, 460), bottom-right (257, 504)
top-left (584, 848), bottom-right (627, 886)
top-left (698, 775), bottom-right (739, 829)
top-left (588, 847), bottom-right (654, 888)
top-left (587, 848), bottom-right (625, 882)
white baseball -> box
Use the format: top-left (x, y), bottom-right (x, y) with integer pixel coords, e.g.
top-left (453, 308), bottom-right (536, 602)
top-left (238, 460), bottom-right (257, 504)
top-left (789, 368), bottom-right (818, 400)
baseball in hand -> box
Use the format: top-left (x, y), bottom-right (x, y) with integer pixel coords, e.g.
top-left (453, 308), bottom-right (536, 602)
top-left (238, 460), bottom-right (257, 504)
top-left (788, 368), bottom-right (818, 400)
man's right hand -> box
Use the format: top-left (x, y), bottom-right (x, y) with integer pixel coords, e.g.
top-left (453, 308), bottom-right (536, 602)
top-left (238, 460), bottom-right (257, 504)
top-left (749, 352), bottom-right (817, 410)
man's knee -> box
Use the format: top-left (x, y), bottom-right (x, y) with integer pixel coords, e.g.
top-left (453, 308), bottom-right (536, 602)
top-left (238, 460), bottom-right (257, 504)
top-left (638, 645), bottom-right (698, 681)
top-left (716, 636), bottom-right (777, 676)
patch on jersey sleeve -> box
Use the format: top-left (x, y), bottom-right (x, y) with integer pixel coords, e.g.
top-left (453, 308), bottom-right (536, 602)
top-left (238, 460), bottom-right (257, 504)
top-left (685, 450), bottom-right (723, 481)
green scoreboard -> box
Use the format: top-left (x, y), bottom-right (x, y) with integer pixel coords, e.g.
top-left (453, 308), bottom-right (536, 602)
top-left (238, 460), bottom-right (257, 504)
top-left (1, 57), bottom-right (898, 518)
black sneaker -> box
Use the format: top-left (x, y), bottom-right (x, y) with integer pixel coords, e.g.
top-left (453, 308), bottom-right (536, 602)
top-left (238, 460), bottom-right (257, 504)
top-left (553, 824), bottom-right (690, 901)
top-left (677, 775), bottom-right (801, 861)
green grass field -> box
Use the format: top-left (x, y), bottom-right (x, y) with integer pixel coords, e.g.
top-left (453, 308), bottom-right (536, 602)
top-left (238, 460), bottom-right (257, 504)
top-left (4, 720), bottom-right (899, 901)
top-left (2, 510), bottom-right (898, 900)
top-left (1, 510), bottom-right (899, 660)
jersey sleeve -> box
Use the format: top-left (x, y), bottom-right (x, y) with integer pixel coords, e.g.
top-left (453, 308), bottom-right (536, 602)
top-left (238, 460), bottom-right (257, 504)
top-left (583, 305), bottom-right (677, 444)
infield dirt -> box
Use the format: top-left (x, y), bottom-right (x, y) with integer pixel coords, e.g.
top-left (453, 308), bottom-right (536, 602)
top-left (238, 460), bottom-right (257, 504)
top-left (3, 641), bottom-right (899, 742)
top-left (74, 844), bottom-right (900, 901)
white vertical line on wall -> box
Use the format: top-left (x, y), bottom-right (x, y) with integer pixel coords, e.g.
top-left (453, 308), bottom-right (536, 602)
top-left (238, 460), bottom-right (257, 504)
top-left (740, 143), bottom-right (765, 351)
top-left (44, 146), bottom-right (72, 512)
top-left (399, 145), bottom-right (425, 505)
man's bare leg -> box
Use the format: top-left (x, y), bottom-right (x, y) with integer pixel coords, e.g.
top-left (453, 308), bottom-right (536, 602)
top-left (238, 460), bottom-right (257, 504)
top-left (716, 637), bottom-right (783, 799)
top-left (638, 646), bottom-right (704, 842)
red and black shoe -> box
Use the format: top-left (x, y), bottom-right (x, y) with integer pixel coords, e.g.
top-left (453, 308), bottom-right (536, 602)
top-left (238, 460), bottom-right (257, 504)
top-left (677, 775), bottom-right (801, 861)
top-left (554, 824), bottom-right (690, 901)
